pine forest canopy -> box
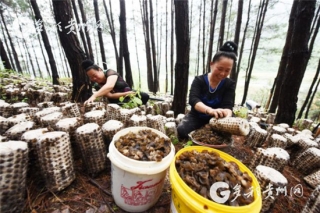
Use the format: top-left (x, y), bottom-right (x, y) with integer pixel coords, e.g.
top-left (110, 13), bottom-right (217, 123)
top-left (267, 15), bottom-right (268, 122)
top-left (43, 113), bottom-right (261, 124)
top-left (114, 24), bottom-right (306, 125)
top-left (0, 0), bottom-right (319, 125)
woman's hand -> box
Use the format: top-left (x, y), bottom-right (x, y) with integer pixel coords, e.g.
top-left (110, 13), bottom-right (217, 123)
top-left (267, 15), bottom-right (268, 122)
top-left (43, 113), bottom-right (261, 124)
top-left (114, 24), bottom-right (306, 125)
top-left (84, 94), bottom-right (97, 105)
top-left (125, 91), bottom-right (136, 96)
top-left (207, 108), bottom-right (232, 118)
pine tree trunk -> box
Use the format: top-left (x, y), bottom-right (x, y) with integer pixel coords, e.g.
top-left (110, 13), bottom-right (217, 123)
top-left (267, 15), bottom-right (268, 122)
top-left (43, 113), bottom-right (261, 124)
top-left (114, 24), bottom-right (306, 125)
top-left (118, 24), bottom-right (124, 77)
top-left (268, 0), bottom-right (299, 113)
top-left (241, 0), bottom-right (269, 106)
top-left (23, 40), bottom-right (37, 78)
top-left (165, 0), bottom-right (168, 93)
top-left (103, 0), bottom-right (119, 66)
top-left (276, 0), bottom-right (316, 125)
top-left (51, 0), bottom-right (91, 102)
top-left (196, 0), bottom-right (202, 76)
top-left (0, 21), bottom-right (15, 70)
top-left (0, 9), bottom-right (22, 73)
top-left (217, 0), bottom-right (228, 50)
top-left (71, 0), bottom-right (89, 58)
top-left (78, 0), bottom-right (94, 60)
top-left (30, 0), bottom-right (60, 84)
top-left (305, 76), bottom-right (320, 118)
top-left (0, 37), bottom-right (12, 70)
top-left (36, 33), bottom-right (51, 78)
top-left (235, 0), bottom-right (251, 90)
top-left (201, 0), bottom-right (206, 74)
top-left (303, 59), bottom-right (320, 118)
top-left (29, 9), bottom-right (51, 77)
top-left (17, 38), bottom-right (29, 74)
top-left (93, 0), bottom-right (107, 70)
top-left (131, 0), bottom-right (141, 89)
top-left (149, 0), bottom-right (158, 93)
top-left (16, 12), bottom-right (36, 77)
top-left (297, 4), bottom-right (320, 119)
top-left (226, 0), bottom-right (233, 40)
top-left (141, 0), bottom-right (154, 92)
top-left (119, 0), bottom-right (133, 88)
top-left (30, 38), bottom-right (42, 79)
top-left (170, 0), bottom-right (174, 95)
top-left (172, 0), bottom-right (189, 115)
top-left (206, 0), bottom-right (218, 73)
top-left (156, 1), bottom-right (163, 93)
top-left (230, 0), bottom-right (243, 81)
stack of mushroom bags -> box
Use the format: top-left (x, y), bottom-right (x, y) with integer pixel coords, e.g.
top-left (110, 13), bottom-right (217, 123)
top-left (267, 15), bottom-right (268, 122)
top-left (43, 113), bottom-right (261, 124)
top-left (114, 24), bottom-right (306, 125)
top-left (0, 96), bottom-right (180, 213)
top-left (243, 112), bottom-right (320, 213)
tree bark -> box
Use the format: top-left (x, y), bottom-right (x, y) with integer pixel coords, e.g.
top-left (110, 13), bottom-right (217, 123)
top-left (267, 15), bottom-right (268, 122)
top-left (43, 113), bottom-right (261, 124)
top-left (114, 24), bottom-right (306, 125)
top-left (71, 0), bottom-right (89, 58)
top-left (15, 9), bottom-right (37, 77)
top-left (29, 4), bottom-right (51, 77)
top-left (275, 0), bottom-right (316, 125)
top-left (0, 8), bottom-right (22, 73)
top-left (140, 0), bottom-right (153, 91)
top-left (201, 0), bottom-right (206, 74)
top-left (230, 0), bottom-right (243, 81)
top-left (170, 0), bottom-right (174, 95)
top-left (172, 0), bottom-right (189, 115)
top-left (149, 0), bottom-right (158, 93)
top-left (305, 75), bottom-right (320, 119)
top-left (303, 58), bottom-right (320, 118)
top-left (217, 0), bottom-right (228, 51)
top-left (30, 0), bottom-right (60, 84)
top-left (156, 0), bottom-right (163, 93)
top-left (93, 0), bottom-right (107, 69)
top-left (0, 37), bottom-right (12, 70)
top-left (206, 0), bottom-right (218, 73)
top-left (131, 0), bottom-right (141, 89)
top-left (51, 0), bottom-right (91, 102)
top-left (195, 0), bottom-right (202, 76)
top-left (226, 0), bottom-right (233, 40)
top-left (119, 0), bottom-right (133, 88)
top-left (0, 19), bottom-right (15, 70)
top-left (268, 0), bottom-right (300, 112)
top-left (241, 0), bottom-right (269, 106)
top-left (30, 36), bottom-right (42, 78)
top-left (103, 0), bottom-right (119, 67)
top-left (297, 4), bottom-right (320, 119)
top-left (78, 0), bottom-right (94, 60)
top-left (165, 0), bottom-right (168, 93)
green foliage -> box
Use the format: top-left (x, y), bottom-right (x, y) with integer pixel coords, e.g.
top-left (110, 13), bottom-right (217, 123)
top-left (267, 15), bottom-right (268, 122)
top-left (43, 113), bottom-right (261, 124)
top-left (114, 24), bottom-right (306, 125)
top-left (1, 94), bottom-right (7, 100)
top-left (292, 119), bottom-right (308, 131)
top-left (59, 77), bottom-right (72, 85)
top-left (233, 106), bottom-right (248, 118)
top-left (119, 91), bottom-right (143, 109)
top-left (0, 68), bottom-right (15, 78)
top-left (184, 140), bottom-right (193, 148)
top-left (170, 135), bottom-right (179, 145)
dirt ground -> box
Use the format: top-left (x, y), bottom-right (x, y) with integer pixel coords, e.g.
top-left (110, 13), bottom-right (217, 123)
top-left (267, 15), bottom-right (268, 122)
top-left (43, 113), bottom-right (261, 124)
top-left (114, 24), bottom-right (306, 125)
top-left (23, 135), bottom-right (313, 213)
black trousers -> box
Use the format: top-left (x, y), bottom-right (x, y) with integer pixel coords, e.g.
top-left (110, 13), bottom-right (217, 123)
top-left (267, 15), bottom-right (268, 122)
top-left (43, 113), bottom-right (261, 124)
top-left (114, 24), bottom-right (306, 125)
top-left (177, 112), bottom-right (210, 139)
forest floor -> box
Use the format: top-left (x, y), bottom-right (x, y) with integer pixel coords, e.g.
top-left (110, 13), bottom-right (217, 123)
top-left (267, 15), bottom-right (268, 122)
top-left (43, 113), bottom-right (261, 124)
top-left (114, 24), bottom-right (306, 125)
top-left (22, 135), bottom-right (313, 213)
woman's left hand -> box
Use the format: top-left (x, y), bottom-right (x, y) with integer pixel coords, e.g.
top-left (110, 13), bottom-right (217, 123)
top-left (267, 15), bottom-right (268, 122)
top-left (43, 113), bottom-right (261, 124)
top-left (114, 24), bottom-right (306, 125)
top-left (208, 108), bottom-right (232, 118)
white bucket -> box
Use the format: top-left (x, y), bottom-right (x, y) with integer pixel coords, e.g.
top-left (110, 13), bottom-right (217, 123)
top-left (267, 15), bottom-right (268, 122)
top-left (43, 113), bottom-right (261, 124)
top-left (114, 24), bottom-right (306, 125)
top-left (107, 127), bottom-right (175, 212)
